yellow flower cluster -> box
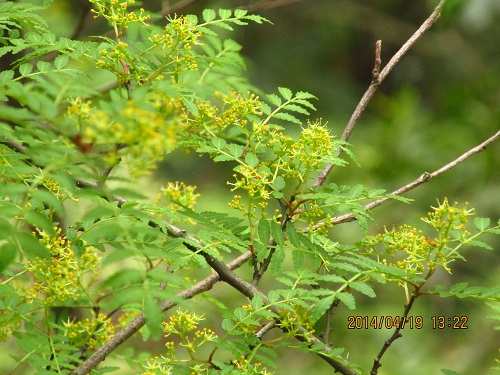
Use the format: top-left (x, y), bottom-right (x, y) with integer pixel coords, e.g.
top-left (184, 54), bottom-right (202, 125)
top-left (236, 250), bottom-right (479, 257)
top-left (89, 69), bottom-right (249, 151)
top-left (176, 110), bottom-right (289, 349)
top-left (227, 119), bottom-right (338, 224)
top-left (185, 92), bottom-right (262, 137)
top-left (163, 310), bottom-right (204, 337)
top-left (95, 41), bottom-right (131, 81)
top-left (232, 356), bottom-right (273, 374)
top-left (141, 355), bottom-right (173, 375)
top-left (25, 227), bottom-right (99, 305)
top-left (39, 175), bottom-right (77, 202)
top-left (66, 93), bottom-right (183, 177)
top-left (167, 15), bottom-right (203, 49)
top-left (217, 92), bottom-right (262, 129)
top-left (277, 305), bottom-right (315, 337)
top-left (90, 0), bottom-right (150, 37)
top-left (63, 313), bottom-right (115, 350)
top-left (421, 198), bottom-right (474, 239)
top-left (369, 224), bottom-right (443, 275)
top-left (363, 199), bottom-right (477, 277)
top-left (158, 181), bottom-right (200, 213)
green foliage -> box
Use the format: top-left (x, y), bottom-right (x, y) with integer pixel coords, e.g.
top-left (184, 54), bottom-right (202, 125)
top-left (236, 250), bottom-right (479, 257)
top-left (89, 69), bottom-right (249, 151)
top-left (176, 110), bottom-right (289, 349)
top-left (0, 1), bottom-right (498, 375)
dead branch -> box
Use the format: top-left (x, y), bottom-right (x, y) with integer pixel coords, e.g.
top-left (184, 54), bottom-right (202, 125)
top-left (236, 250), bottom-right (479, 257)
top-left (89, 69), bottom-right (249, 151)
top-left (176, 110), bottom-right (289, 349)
top-left (313, 0), bottom-right (448, 187)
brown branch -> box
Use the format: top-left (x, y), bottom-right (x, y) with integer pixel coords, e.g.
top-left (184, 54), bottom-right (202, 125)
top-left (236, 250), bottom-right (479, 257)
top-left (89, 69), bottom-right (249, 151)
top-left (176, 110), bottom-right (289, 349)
top-left (313, 0), bottom-right (448, 187)
top-left (310, 130), bottom-right (500, 230)
top-left (74, 221), bottom-right (358, 374)
top-left (70, 252), bottom-right (251, 375)
top-left (370, 293), bottom-right (418, 375)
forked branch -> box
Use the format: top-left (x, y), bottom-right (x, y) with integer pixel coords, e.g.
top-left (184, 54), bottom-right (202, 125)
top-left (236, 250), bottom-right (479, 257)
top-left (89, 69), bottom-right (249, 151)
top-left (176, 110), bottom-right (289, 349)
top-left (314, 0), bottom-right (448, 187)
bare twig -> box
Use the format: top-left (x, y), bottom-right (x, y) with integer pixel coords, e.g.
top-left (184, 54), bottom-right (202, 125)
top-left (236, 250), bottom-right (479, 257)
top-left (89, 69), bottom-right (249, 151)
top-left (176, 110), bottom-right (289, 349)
top-left (310, 130), bottom-right (500, 230)
top-left (371, 40), bottom-right (382, 83)
top-left (370, 294), bottom-right (418, 375)
top-left (313, 0), bottom-right (448, 187)
top-left (322, 299), bottom-right (340, 347)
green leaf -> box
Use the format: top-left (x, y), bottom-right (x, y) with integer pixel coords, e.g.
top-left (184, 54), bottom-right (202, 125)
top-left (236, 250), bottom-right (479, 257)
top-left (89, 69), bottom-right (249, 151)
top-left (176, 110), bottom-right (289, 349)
top-left (349, 281), bottom-right (376, 298)
top-left (282, 103), bottom-right (310, 115)
top-left (317, 274), bottom-right (346, 283)
top-left (182, 97), bottom-right (198, 115)
top-left (441, 369), bottom-right (460, 375)
top-left (292, 249), bottom-right (304, 269)
top-left (111, 188), bottom-right (147, 200)
top-left (286, 222), bottom-right (300, 247)
top-left (0, 243), bottom-right (17, 274)
top-left (144, 292), bottom-right (162, 339)
top-left (260, 102), bottom-right (271, 115)
top-left (54, 54), bottom-right (69, 70)
top-left (211, 22), bottom-right (234, 31)
top-left (223, 38), bottom-right (242, 52)
top-left (229, 143), bottom-right (244, 158)
top-left (211, 137), bottom-right (226, 149)
top-left (36, 60), bottom-right (50, 72)
top-left (474, 217), bottom-right (490, 231)
top-left (218, 9), bottom-right (232, 19)
top-left (273, 112), bottom-right (301, 124)
top-left (336, 292), bottom-right (356, 310)
top-left (332, 262), bottom-right (359, 273)
top-left (269, 220), bottom-right (284, 246)
top-left (19, 63), bottom-right (33, 76)
top-left (233, 9), bottom-right (248, 18)
top-left (272, 175), bottom-right (285, 190)
top-left (310, 294), bottom-right (336, 323)
top-left (101, 269), bottom-right (143, 289)
top-left (269, 247), bottom-right (285, 274)
top-left (275, 276), bottom-right (293, 287)
top-left (245, 14), bottom-right (270, 24)
top-left (295, 91), bottom-right (316, 100)
top-left (267, 93), bottom-right (282, 106)
top-left (23, 210), bottom-right (54, 234)
top-left (278, 87), bottom-right (292, 100)
top-left (0, 70), bottom-right (15, 84)
top-left (31, 188), bottom-right (64, 216)
top-left (66, 227), bottom-right (77, 241)
top-left (468, 240), bottom-right (493, 250)
top-left (202, 9), bottom-right (216, 23)
top-left (294, 99), bottom-right (316, 110)
top-left (251, 294), bottom-right (264, 310)
top-left (450, 282), bottom-right (468, 293)
top-left (349, 184), bottom-right (364, 198)
top-left (245, 152), bottom-right (259, 167)
top-left (82, 221), bottom-right (123, 244)
top-left (257, 219), bottom-right (270, 244)
top-left (98, 367), bottom-right (121, 374)
top-left (212, 153), bottom-right (233, 162)
top-left (16, 231), bottom-right (50, 259)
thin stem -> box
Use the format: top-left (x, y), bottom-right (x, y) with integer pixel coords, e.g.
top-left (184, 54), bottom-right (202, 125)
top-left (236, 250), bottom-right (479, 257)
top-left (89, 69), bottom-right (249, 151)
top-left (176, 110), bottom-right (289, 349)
top-left (71, 252), bottom-right (251, 375)
top-left (309, 130), bottom-right (500, 230)
top-left (370, 293), bottom-right (419, 375)
top-left (313, 0), bottom-right (448, 187)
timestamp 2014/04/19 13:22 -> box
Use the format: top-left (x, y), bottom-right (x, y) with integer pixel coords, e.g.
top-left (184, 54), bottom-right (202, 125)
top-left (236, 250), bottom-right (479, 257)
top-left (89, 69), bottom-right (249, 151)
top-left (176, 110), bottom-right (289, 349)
top-left (347, 315), bottom-right (469, 330)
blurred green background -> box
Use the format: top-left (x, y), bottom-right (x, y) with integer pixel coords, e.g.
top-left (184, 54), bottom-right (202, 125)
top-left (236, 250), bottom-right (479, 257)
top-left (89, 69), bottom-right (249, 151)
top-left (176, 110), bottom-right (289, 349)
top-left (2, 0), bottom-right (499, 374)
